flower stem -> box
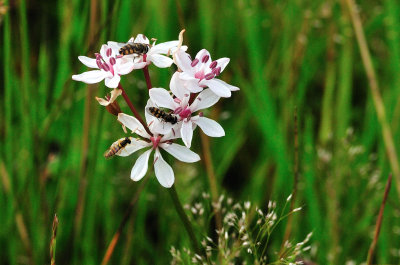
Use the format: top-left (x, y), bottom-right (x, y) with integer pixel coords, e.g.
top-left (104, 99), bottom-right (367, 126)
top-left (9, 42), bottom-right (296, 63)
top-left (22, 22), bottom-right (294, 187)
top-left (168, 185), bottom-right (200, 254)
top-left (118, 83), bottom-right (152, 136)
top-left (142, 66), bottom-right (152, 90)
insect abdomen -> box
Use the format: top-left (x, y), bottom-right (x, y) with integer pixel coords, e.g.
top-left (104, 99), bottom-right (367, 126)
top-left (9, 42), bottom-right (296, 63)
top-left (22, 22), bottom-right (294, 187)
top-left (119, 43), bottom-right (149, 56)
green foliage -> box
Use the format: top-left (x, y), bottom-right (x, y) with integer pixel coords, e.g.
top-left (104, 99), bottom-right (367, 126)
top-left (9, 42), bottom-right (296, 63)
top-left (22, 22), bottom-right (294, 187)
top-left (1, 0), bottom-right (399, 264)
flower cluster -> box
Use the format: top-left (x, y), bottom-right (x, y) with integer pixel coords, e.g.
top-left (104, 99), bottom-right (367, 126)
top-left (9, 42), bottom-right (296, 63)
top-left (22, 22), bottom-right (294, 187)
top-left (72, 31), bottom-right (239, 188)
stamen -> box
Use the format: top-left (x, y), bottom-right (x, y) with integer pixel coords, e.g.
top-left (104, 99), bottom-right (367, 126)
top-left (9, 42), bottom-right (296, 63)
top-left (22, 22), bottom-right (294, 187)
top-left (96, 59), bottom-right (102, 69)
top-left (199, 112), bottom-right (204, 117)
top-left (191, 58), bottom-right (199, 67)
top-left (102, 63), bottom-right (110, 72)
top-left (174, 98), bottom-right (181, 103)
top-left (106, 48), bottom-right (112, 57)
top-left (212, 67), bottom-right (221, 76)
top-left (174, 107), bottom-right (183, 114)
top-left (109, 57), bottom-right (116, 65)
top-left (205, 73), bottom-right (215, 80)
top-left (201, 55), bottom-right (209, 63)
top-left (209, 61), bottom-right (217, 69)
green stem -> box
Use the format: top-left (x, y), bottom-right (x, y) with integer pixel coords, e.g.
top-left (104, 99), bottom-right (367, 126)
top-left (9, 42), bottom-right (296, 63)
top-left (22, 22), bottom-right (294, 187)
top-left (168, 185), bottom-right (200, 254)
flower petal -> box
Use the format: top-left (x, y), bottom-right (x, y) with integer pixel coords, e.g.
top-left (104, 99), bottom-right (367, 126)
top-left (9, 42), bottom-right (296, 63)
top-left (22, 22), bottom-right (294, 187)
top-left (154, 149), bottom-right (174, 188)
top-left (95, 88), bottom-right (122, 106)
top-left (201, 78), bottom-right (231, 97)
top-left (149, 88), bottom-right (178, 110)
top-left (195, 49), bottom-right (212, 65)
top-left (117, 61), bottom-right (135, 75)
top-left (149, 54), bottom-right (174, 68)
top-left (134, 34), bottom-right (150, 45)
top-left (174, 50), bottom-right (193, 73)
top-left (105, 75), bottom-right (121, 88)
top-left (72, 70), bottom-right (108, 84)
top-left (132, 61), bottom-right (149, 69)
top-left (170, 72), bottom-right (188, 99)
top-left (181, 120), bottom-right (193, 148)
top-left (118, 113), bottom-right (151, 139)
top-left (150, 40), bottom-right (179, 54)
top-left (213, 78), bottom-right (240, 91)
top-left (118, 138), bottom-right (151, 156)
top-left (215, 57), bottom-right (230, 73)
top-left (131, 149), bottom-right (152, 181)
top-left (78, 56), bottom-right (98, 68)
top-left (192, 116), bottom-right (225, 137)
top-left (190, 89), bottom-right (220, 112)
top-left (107, 41), bottom-right (124, 52)
top-left (160, 143), bottom-right (200, 163)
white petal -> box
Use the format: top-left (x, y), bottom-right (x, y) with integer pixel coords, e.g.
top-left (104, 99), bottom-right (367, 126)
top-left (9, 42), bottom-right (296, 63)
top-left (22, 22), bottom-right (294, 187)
top-left (149, 54), bottom-right (174, 68)
top-left (181, 120), bottom-right (193, 148)
top-left (131, 149), bottom-right (152, 181)
top-left (215, 57), bottom-right (230, 73)
top-left (134, 34), bottom-right (150, 45)
top-left (118, 113), bottom-right (151, 139)
top-left (195, 49), bottom-right (212, 64)
top-left (100, 44), bottom-right (108, 58)
top-left (190, 89), bottom-right (220, 112)
top-left (149, 88), bottom-right (178, 110)
top-left (107, 41), bottom-right (124, 52)
top-left (72, 70), bottom-right (108, 84)
top-left (117, 61), bottom-right (135, 75)
top-left (150, 41), bottom-right (179, 54)
top-left (160, 143), bottom-right (200, 163)
top-left (174, 50), bottom-right (193, 73)
top-left (154, 149), bottom-right (174, 188)
top-left (170, 72), bottom-right (188, 99)
top-left (193, 116), bottom-right (225, 137)
top-left (201, 79), bottom-right (231, 98)
top-left (213, 78), bottom-right (240, 91)
top-left (105, 75), bottom-right (121, 88)
top-left (162, 125), bottom-right (182, 140)
top-left (78, 56), bottom-right (98, 68)
top-left (132, 61), bottom-right (148, 69)
top-left (117, 138), bottom-right (151, 156)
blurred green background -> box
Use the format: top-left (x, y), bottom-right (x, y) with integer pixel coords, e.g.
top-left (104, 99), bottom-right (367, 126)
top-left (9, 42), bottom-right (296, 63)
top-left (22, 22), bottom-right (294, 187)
top-left (1, 0), bottom-right (400, 264)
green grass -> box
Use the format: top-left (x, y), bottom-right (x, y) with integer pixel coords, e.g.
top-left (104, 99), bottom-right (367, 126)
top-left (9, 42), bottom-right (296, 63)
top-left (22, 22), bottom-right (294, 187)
top-left (1, 0), bottom-right (400, 264)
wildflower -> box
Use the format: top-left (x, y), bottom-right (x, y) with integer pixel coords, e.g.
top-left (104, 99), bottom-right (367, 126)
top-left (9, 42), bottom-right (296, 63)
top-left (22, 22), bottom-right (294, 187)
top-left (116, 113), bottom-right (200, 188)
top-left (108, 34), bottom-right (187, 69)
top-left (174, 49), bottom-right (239, 97)
top-left (72, 44), bottom-right (135, 88)
top-left (149, 84), bottom-right (224, 148)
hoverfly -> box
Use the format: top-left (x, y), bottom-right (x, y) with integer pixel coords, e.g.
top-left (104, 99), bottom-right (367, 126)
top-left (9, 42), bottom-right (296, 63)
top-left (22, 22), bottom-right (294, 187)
top-left (104, 137), bottom-right (132, 159)
top-left (119, 43), bottom-right (150, 56)
top-left (147, 107), bottom-right (178, 124)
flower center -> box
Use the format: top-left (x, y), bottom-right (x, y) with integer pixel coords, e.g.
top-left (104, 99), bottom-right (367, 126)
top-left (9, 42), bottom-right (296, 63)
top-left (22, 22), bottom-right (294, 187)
top-left (95, 48), bottom-right (115, 76)
top-left (150, 135), bottom-right (162, 149)
top-left (178, 106), bottom-right (192, 119)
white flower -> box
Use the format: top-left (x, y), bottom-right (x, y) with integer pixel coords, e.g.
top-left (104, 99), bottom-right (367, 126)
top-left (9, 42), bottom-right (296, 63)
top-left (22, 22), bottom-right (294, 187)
top-left (174, 49), bottom-right (239, 97)
top-left (149, 80), bottom-right (225, 148)
top-left (108, 34), bottom-right (187, 69)
top-left (72, 44), bottom-right (135, 88)
top-left (116, 113), bottom-right (200, 188)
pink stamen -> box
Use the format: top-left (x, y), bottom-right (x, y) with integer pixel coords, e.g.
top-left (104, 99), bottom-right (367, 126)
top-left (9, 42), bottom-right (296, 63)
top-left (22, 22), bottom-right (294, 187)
top-left (212, 67), bottom-right (221, 76)
top-left (143, 54), bottom-right (147, 62)
top-left (191, 58), bottom-right (199, 67)
top-left (199, 112), bottom-right (204, 117)
top-left (174, 98), bottom-right (181, 103)
top-left (96, 59), bottom-right (102, 69)
top-left (205, 73), bottom-right (215, 80)
top-left (201, 55), bottom-right (209, 63)
top-left (209, 61), bottom-right (217, 69)
top-left (174, 107), bottom-right (183, 114)
top-left (102, 63), bottom-right (110, 72)
top-left (150, 135), bottom-right (162, 149)
top-left (106, 48), bottom-right (112, 57)
top-left (109, 57), bottom-right (116, 65)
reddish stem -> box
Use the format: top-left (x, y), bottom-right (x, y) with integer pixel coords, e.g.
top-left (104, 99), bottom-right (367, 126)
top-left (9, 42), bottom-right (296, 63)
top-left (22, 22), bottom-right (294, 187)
top-left (142, 66), bottom-right (152, 90)
top-left (118, 83), bottom-right (152, 136)
top-left (142, 55), bottom-right (152, 90)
